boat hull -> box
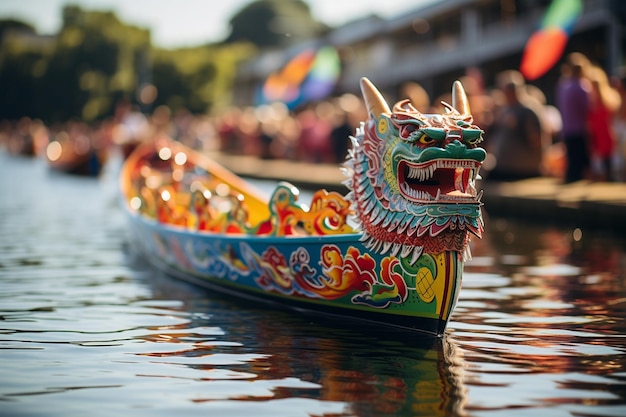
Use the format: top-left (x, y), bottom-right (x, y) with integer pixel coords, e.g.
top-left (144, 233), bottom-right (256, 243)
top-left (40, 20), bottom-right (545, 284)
top-left (125, 209), bottom-right (463, 336)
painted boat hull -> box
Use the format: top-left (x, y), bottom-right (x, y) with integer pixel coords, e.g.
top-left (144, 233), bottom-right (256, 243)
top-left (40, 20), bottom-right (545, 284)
top-left (124, 206), bottom-right (463, 336)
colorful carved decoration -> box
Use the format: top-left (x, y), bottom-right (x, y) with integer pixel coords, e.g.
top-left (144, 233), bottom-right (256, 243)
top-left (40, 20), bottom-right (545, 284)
top-left (254, 182), bottom-right (354, 236)
top-left (155, 185), bottom-right (186, 226)
top-left (344, 78), bottom-right (485, 263)
top-left (132, 165), bottom-right (355, 237)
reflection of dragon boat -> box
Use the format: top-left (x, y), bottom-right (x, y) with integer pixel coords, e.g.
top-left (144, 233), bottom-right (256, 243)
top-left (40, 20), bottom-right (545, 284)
top-left (120, 78), bottom-right (486, 336)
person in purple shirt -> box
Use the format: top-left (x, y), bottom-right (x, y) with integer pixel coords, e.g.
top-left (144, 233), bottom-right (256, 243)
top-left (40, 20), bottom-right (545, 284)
top-left (556, 52), bottom-right (592, 183)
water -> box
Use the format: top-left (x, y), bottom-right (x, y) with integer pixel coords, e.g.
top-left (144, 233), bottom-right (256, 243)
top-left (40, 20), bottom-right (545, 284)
top-left (1, 150), bottom-right (625, 417)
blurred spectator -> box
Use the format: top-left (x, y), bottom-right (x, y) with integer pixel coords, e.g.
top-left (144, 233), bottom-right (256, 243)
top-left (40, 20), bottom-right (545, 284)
top-left (149, 105), bottom-right (175, 139)
top-left (525, 84), bottom-right (564, 179)
top-left (112, 99), bottom-right (150, 158)
top-left (7, 117), bottom-right (35, 156)
top-left (273, 109), bottom-right (301, 160)
top-left (459, 69), bottom-right (496, 130)
top-left (587, 65), bottom-right (622, 181)
top-left (215, 106), bottom-right (242, 153)
top-left (237, 106), bottom-right (262, 155)
top-left (186, 114), bottom-right (218, 151)
top-left (258, 118), bottom-right (277, 159)
top-left (611, 73), bottom-right (626, 181)
top-left (172, 107), bottom-right (194, 145)
top-left (484, 70), bottom-right (546, 180)
top-left (296, 102), bottom-right (333, 163)
top-left (329, 94), bottom-right (363, 163)
top-left (255, 104), bottom-right (280, 159)
top-left (400, 81), bottom-right (430, 112)
top-left (556, 52), bottom-right (592, 183)
top-left (525, 84), bottom-right (562, 143)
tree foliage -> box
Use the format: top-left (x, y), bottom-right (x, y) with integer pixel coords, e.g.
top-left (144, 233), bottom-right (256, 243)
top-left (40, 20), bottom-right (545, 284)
top-left (0, 6), bottom-right (257, 123)
top-left (225, 0), bottom-right (328, 48)
top-left (0, 19), bottom-right (36, 38)
top-left (151, 42), bottom-right (254, 114)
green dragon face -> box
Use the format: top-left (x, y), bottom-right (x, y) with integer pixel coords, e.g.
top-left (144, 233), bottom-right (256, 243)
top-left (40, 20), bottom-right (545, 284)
top-left (344, 78), bottom-right (486, 263)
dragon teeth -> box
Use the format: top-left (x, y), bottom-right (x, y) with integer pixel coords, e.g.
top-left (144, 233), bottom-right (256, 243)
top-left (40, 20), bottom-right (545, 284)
top-left (454, 168), bottom-right (464, 193)
top-left (406, 160), bottom-right (479, 184)
top-left (402, 179), bottom-right (481, 202)
top-left (406, 163), bottom-right (437, 181)
top-left (401, 182), bottom-right (433, 201)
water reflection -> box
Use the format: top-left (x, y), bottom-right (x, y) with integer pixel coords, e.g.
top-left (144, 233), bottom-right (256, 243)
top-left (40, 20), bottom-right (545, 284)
top-left (135, 258), bottom-right (468, 417)
top-left (457, 216), bottom-right (626, 416)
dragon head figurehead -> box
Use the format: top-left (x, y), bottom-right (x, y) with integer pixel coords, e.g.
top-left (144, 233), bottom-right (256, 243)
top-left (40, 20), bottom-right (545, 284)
top-left (343, 78), bottom-right (486, 264)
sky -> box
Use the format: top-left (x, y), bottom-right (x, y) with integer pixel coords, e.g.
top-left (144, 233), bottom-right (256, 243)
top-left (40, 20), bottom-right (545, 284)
top-left (0, 0), bottom-right (434, 48)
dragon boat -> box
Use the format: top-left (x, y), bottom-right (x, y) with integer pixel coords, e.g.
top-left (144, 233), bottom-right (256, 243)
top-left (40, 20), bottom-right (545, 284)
top-left (120, 78), bottom-right (486, 336)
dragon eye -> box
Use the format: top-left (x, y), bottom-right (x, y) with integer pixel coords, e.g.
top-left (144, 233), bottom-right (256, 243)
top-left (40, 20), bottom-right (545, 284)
top-left (417, 133), bottom-right (436, 145)
top-left (419, 127), bottom-right (446, 145)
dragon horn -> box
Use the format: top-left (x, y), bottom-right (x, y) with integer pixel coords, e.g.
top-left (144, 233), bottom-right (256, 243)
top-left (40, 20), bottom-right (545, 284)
top-left (360, 77), bottom-right (391, 119)
top-left (452, 80), bottom-right (471, 115)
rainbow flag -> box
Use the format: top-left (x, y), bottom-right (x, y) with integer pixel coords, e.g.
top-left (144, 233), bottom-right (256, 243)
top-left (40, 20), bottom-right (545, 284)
top-left (520, 0), bottom-right (582, 80)
top-left (258, 46), bottom-right (341, 109)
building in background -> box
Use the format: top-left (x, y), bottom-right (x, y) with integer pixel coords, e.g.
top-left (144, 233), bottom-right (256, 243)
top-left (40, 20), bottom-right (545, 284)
top-left (233, 0), bottom-right (624, 108)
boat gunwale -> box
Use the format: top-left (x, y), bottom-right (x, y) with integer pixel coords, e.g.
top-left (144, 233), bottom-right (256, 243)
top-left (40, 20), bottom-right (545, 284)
top-left (125, 206), bottom-right (363, 245)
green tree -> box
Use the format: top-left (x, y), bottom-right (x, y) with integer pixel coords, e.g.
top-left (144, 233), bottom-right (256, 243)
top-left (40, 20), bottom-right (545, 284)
top-left (225, 0), bottom-right (328, 48)
top-left (0, 21), bottom-right (53, 120)
top-left (151, 42), bottom-right (255, 114)
top-left (39, 6), bottom-right (151, 122)
top-left (0, 19), bottom-right (36, 39)
top-left (0, 5), bottom-right (258, 124)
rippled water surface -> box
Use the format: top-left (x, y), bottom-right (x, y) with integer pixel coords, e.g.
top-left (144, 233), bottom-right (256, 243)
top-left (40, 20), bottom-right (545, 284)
top-left (1, 151), bottom-right (625, 417)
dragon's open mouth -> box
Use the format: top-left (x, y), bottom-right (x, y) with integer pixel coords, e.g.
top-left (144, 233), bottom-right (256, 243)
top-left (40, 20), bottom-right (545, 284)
top-left (398, 159), bottom-right (481, 203)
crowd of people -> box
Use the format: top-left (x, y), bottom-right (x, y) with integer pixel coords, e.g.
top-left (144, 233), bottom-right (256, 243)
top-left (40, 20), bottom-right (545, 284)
top-left (2, 51), bottom-right (626, 184)
top-left (485, 52), bottom-right (626, 183)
